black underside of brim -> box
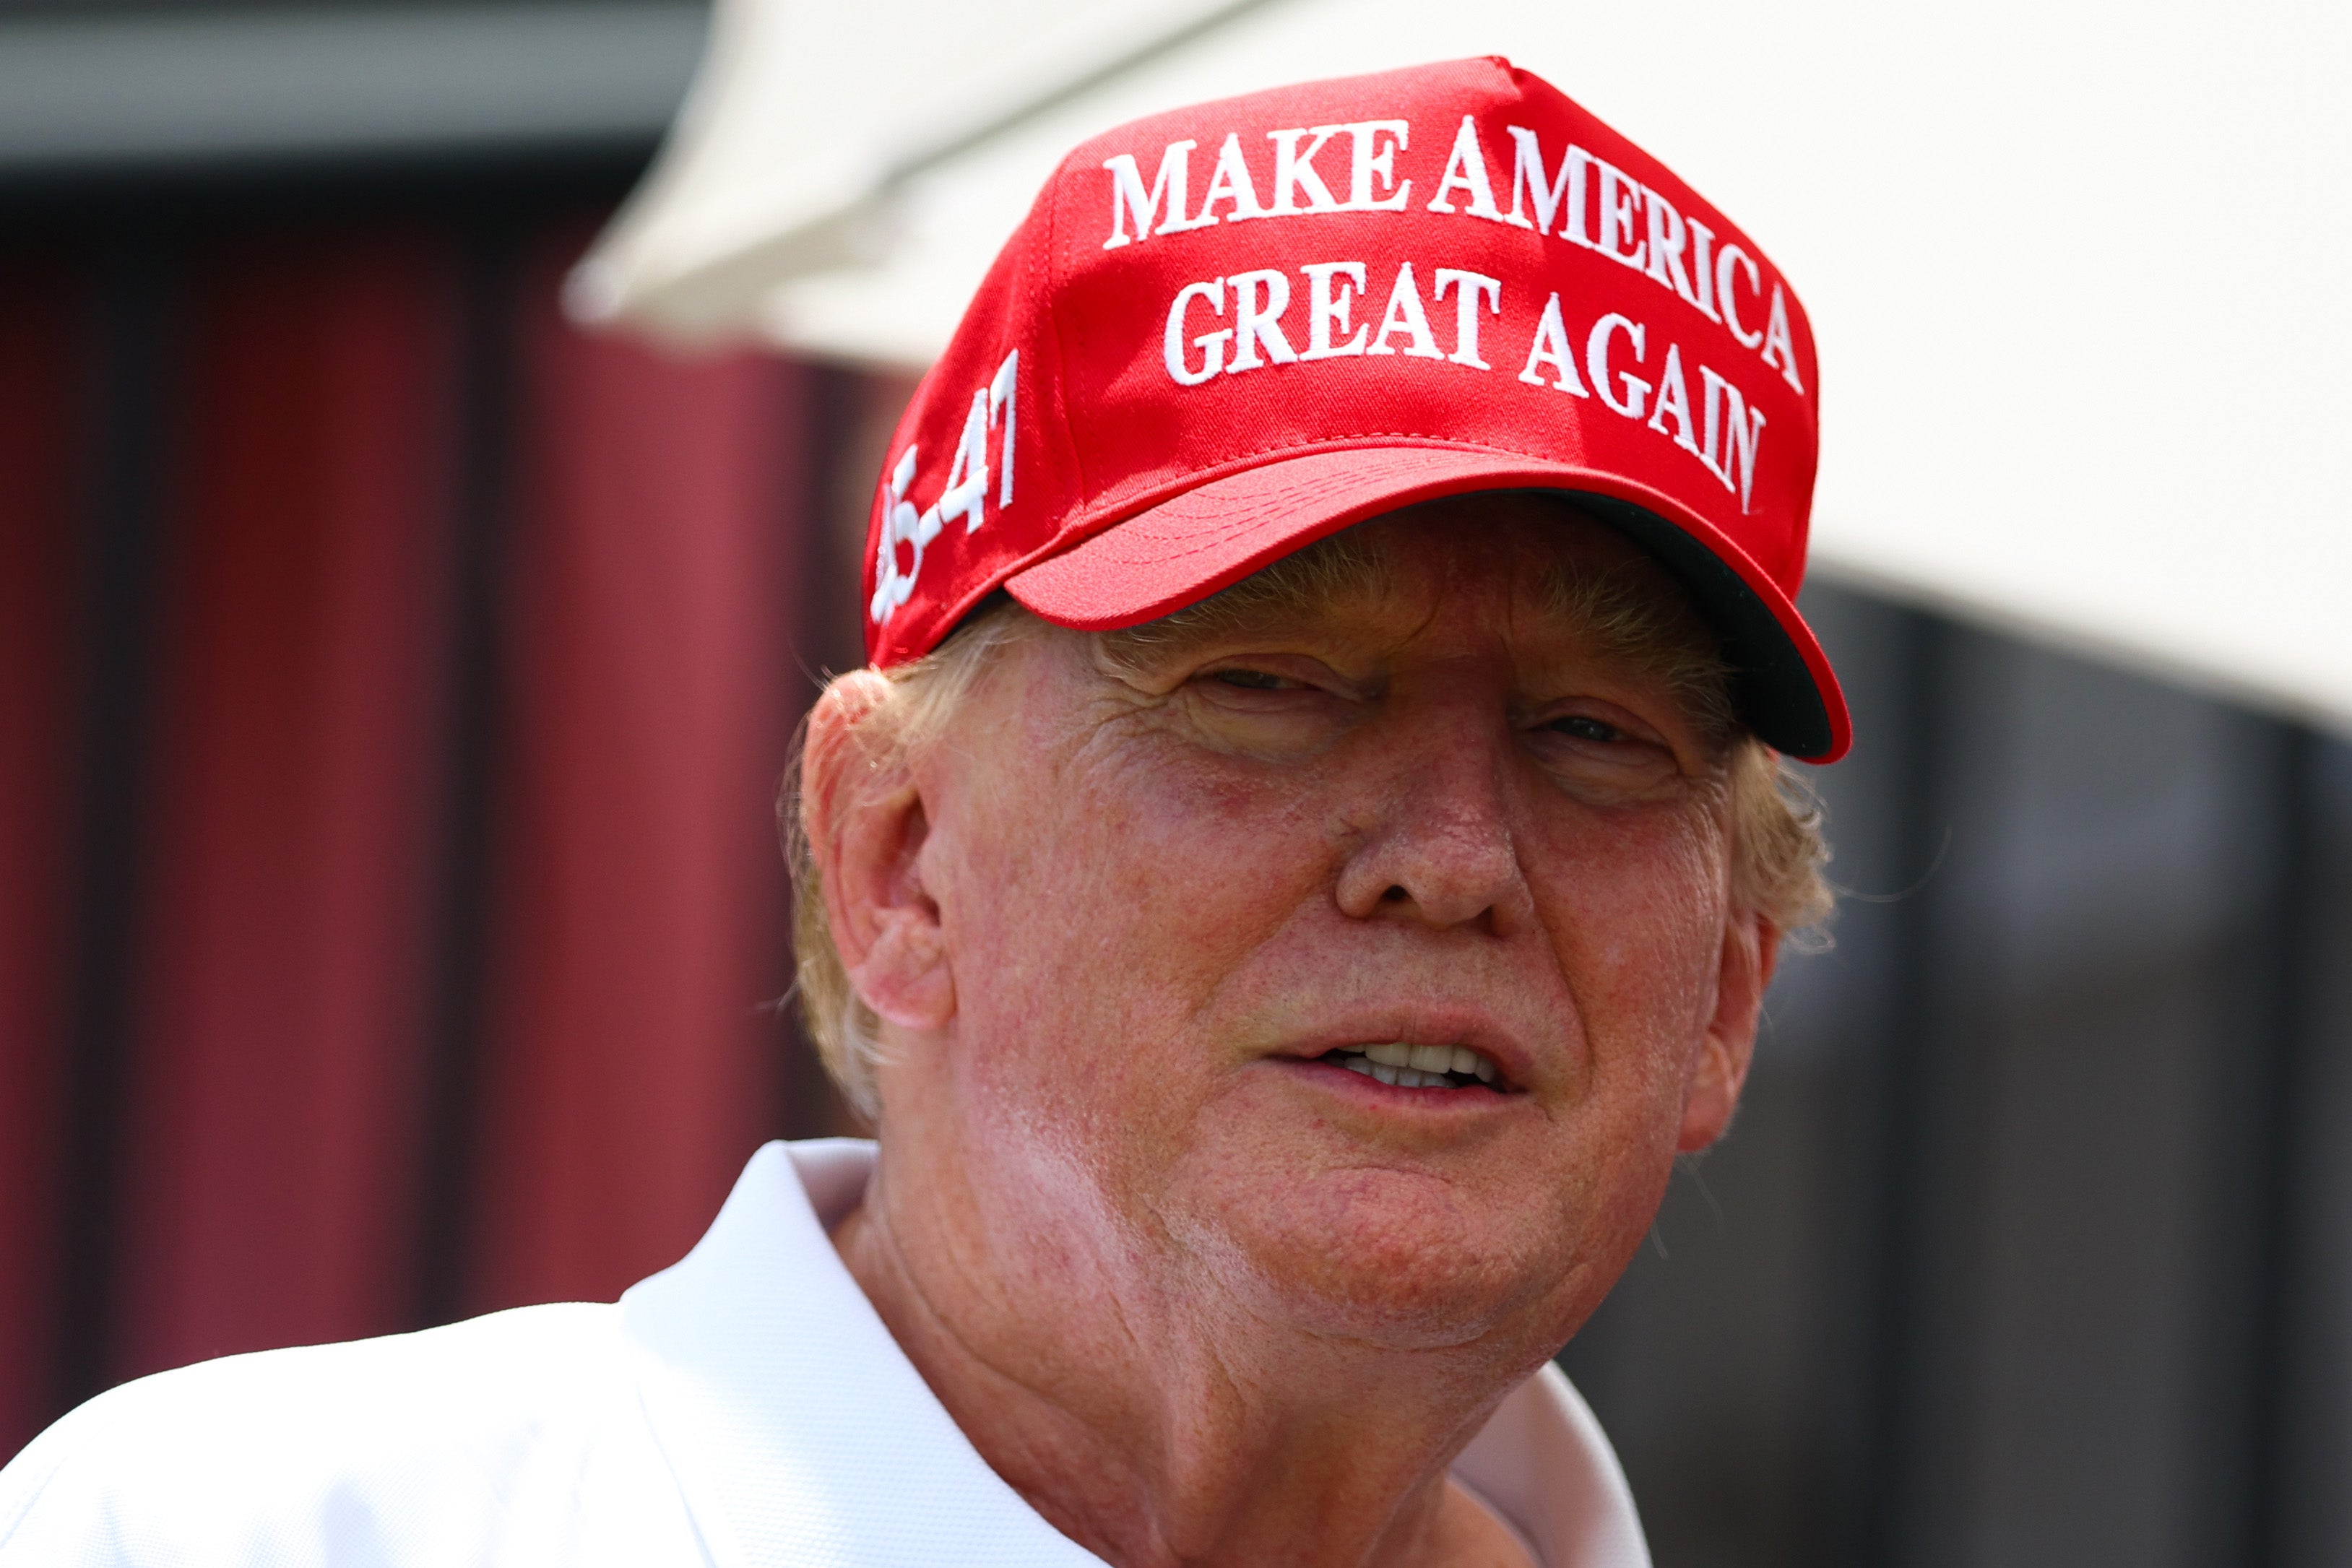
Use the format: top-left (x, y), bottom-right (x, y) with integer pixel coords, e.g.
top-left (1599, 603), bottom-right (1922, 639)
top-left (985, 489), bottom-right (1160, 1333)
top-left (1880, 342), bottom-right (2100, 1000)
top-left (1526, 490), bottom-right (1833, 761)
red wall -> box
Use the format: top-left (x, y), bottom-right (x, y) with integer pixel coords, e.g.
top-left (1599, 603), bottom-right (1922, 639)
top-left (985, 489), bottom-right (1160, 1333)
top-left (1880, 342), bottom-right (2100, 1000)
top-left (0, 214), bottom-right (841, 1453)
top-left (464, 240), bottom-right (810, 1314)
top-left (111, 233), bottom-right (461, 1377)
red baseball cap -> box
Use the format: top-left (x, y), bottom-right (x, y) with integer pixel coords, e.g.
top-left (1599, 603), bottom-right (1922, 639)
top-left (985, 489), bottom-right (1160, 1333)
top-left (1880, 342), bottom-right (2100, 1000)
top-left (862, 56), bottom-right (1850, 761)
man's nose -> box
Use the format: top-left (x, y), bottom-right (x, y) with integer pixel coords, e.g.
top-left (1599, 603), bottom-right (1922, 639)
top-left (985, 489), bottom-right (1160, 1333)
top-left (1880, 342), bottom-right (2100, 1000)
top-left (1333, 714), bottom-right (1534, 937)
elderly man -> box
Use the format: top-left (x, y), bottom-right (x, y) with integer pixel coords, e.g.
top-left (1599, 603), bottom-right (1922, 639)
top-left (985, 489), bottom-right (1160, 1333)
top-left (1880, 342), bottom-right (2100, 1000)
top-left (0, 56), bottom-right (1841, 1568)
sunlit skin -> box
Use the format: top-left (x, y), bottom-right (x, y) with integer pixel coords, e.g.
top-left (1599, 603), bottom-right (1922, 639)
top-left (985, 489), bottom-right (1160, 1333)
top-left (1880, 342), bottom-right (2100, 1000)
top-left (803, 495), bottom-right (1779, 1568)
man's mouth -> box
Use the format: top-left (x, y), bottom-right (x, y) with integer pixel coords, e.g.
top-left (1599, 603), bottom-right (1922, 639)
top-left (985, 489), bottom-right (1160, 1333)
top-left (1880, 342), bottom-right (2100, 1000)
top-left (1318, 1043), bottom-right (1506, 1091)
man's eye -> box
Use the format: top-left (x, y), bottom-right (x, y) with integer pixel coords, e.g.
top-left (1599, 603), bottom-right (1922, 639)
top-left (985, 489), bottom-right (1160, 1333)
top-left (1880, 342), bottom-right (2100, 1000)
top-left (1211, 668), bottom-right (1291, 691)
top-left (1550, 715), bottom-right (1622, 743)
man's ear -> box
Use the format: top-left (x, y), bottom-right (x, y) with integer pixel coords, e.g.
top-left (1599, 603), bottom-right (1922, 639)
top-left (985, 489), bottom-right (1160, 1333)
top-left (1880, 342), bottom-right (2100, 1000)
top-left (1677, 912), bottom-right (1779, 1153)
top-left (801, 672), bottom-right (956, 1032)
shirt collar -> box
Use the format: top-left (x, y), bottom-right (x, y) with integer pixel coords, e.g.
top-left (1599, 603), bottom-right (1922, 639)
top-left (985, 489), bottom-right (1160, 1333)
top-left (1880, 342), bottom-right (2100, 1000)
top-left (621, 1140), bottom-right (1649, 1568)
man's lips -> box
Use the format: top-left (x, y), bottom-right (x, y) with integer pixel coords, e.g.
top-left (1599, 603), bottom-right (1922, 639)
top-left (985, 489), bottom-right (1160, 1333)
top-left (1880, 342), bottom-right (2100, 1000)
top-left (1270, 1014), bottom-right (1536, 1094)
top-left (1315, 1041), bottom-right (1511, 1091)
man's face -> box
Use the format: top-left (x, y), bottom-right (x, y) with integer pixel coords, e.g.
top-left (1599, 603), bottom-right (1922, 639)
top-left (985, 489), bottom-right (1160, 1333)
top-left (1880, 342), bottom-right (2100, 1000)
top-left (863, 496), bottom-right (1773, 1355)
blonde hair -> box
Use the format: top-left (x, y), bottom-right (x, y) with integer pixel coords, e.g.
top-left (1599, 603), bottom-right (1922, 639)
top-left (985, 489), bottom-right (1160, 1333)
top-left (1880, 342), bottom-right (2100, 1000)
top-left (785, 543), bottom-right (1832, 1117)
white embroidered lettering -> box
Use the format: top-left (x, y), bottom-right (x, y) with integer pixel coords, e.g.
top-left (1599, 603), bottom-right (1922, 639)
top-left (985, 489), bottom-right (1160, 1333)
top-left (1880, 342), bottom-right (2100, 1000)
top-left (936, 390), bottom-right (991, 535)
top-left (1194, 134), bottom-right (1268, 224)
top-left (1587, 313), bottom-right (1650, 417)
top-left (1225, 268), bottom-right (1297, 371)
top-left (1760, 283), bottom-right (1804, 394)
top-left (1298, 261), bottom-right (1370, 359)
top-left (1712, 364), bottom-right (1768, 512)
top-left (1685, 217), bottom-right (1721, 324)
top-left (1700, 365), bottom-right (1767, 511)
top-left (1646, 344), bottom-right (1703, 456)
top-left (1715, 243), bottom-right (1764, 348)
top-left (868, 445), bottom-right (939, 624)
top-left (1517, 293), bottom-right (1590, 394)
top-left (1165, 278), bottom-right (1230, 386)
top-left (1102, 141), bottom-right (1201, 248)
top-left (1643, 189), bottom-right (1702, 311)
top-left (1266, 126), bottom-right (1344, 214)
top-left (988, 350), bottom-right (1018, 508)
top-left (1434, 268), bottom-right (1502, 369)
top-left (1426, 116), bottom-right (1507, 222)
top-left (1338, 120), bottom-right (1411, 209)
top-left (1503, 127), bottom-right (1591, 244)
top-left (1595, 162), bottom-right (1647, 271)
top-left (1365, 263), bottom-right (1443, 358)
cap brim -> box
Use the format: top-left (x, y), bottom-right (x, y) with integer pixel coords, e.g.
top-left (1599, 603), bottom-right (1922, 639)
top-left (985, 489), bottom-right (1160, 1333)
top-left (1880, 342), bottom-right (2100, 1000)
top-left (1005, 446), bottom-right (1851, 762)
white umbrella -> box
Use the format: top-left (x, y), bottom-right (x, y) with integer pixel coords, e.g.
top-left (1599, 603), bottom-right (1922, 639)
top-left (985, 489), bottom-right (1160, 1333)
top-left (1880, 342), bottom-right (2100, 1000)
top-left (575, 0), bottom-right (2352, 736)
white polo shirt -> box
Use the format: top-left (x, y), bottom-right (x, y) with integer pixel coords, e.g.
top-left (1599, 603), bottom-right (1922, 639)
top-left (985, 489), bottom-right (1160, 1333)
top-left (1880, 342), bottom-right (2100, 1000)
top-left (0, 1140), bottom-right (1650, 1567)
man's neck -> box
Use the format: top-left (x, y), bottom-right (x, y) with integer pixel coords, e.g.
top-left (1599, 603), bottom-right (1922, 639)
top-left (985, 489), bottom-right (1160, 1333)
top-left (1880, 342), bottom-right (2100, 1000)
top-left (829, 1151), bottom-right (1543, 1568)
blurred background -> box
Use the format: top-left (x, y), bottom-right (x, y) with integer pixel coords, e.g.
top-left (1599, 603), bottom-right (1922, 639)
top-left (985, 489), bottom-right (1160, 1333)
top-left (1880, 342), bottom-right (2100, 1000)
top-left (1, 2), bottom-right (2348, 1567)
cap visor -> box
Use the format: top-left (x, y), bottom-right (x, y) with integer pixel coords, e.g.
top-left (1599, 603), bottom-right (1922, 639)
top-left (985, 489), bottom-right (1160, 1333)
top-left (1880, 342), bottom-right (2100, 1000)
top-left (1006, 446), bottom-right (1851, 761)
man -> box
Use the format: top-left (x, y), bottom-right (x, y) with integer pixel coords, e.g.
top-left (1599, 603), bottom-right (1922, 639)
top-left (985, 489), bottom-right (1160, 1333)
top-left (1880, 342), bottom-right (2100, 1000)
top-left (0, 56), bottom-right (1843, 1567)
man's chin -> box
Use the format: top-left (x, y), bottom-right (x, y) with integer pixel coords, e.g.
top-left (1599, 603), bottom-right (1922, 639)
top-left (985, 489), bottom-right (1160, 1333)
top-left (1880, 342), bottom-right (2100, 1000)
top-left (1169, 1163), bottom-right (1584, 1353)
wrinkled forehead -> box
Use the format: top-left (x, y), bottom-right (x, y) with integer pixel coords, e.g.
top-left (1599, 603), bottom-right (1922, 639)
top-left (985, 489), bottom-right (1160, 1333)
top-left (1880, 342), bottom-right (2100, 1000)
top-left (1099, 493), bottom-right (1724, 675)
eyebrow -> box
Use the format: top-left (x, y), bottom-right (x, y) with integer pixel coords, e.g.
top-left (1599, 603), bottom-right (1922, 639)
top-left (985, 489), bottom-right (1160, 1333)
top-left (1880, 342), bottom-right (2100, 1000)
top-left (1095, 529), bottom-right (1395, 676)
top-left (1533, 556), bottom-right (1737, 740)
top-left (1094, 521), bottom-right (1739, 745)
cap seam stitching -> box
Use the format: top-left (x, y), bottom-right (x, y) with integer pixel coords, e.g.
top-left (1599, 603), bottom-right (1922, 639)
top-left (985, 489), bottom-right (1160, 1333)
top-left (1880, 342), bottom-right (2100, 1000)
top-left (1077, 433), bottom-right (1551, 521)
top-left (1042, 158), bottom-right (1094, 507)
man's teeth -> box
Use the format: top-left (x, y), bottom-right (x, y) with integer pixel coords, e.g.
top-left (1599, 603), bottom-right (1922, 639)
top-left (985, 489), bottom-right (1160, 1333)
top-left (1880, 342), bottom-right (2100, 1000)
top-left (1331, 1042), bottom-right (1500, 1088)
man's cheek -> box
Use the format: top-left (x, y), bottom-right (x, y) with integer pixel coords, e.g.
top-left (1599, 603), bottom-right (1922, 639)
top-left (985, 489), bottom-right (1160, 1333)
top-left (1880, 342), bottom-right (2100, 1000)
top-left (1537, 863), bottom-right (1726, 1093)
top-left (957, 816), bottom-right (1210, 1054)
top-left (1092, 765), bottom-right (1323, 925)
